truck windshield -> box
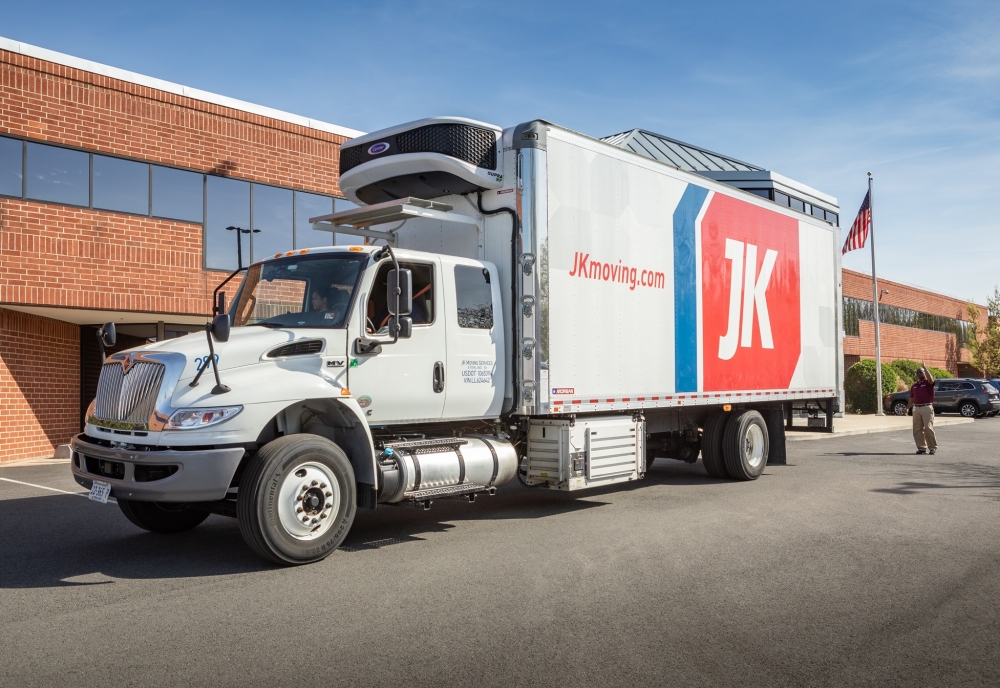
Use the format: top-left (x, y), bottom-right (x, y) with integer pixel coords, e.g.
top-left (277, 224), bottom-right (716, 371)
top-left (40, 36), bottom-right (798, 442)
top-left (231, 253), bottom-right (368, 328)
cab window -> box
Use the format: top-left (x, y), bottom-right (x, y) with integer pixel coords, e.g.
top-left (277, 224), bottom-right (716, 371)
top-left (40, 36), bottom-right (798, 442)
top-left (366, 262), bottom-right (434, 333)
top-left (454, 265), bottom-right (493, 329)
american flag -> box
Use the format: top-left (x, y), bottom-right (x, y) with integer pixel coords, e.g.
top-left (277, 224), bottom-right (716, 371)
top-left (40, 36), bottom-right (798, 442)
top-left (842, 190), bottom-right (871, 254)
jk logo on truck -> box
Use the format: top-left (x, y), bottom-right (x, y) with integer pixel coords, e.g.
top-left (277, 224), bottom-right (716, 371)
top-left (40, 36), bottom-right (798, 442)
top-left (718, 238), bottom-right (777, 361)
top-left (700, 193), bottom-right (800, 391)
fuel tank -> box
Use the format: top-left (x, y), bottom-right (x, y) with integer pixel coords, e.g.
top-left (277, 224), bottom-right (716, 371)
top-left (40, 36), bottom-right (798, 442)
top-left (377, 435), bottom-right (517, 503)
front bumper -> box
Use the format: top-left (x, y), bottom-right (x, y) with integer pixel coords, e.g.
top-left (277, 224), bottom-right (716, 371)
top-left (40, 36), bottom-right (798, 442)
top-left (70, 434), bottom-right (246, 502)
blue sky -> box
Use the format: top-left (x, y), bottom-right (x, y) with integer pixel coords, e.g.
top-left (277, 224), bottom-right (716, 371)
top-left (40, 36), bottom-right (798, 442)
top-left (4, 0), bottom-right (999, 302)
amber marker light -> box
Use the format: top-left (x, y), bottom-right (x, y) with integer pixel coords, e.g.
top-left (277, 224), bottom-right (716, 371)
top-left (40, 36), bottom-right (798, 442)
top-left (298, 249), bottom-right (309, 254)
top-left (723, 404), bottom-right (732, 412)
top-left (348, 246), bottom-right (364, 252)
top-left (340, 388), bottom-right (351, 396)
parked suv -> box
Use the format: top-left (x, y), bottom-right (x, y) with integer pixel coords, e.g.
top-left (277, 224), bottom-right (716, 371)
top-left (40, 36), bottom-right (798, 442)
top-left (884, 379), bottom-right (1000, 417)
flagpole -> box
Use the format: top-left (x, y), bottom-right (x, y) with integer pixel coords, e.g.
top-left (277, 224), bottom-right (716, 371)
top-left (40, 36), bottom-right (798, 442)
top-left (869, 172), bottom-right (885, 416)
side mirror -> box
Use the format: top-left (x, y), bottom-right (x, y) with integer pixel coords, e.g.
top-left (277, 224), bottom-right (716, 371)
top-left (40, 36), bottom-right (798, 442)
top-left (100, 322), bottom-right (116, 348)
top-left (390, 316), bottom-right (412, 339)
top-left (210, 313), bottom-right (231, 343)
top-left (386, 269), bottom-right (413, 316)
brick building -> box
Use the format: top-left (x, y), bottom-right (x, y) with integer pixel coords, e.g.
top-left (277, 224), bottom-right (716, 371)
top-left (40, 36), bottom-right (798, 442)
top-left (0, 37), bottom-right (361, 463)
top-left (842, 269), bottom-right (985, 377)
top-left (0, 38), bottom-right (988, 463)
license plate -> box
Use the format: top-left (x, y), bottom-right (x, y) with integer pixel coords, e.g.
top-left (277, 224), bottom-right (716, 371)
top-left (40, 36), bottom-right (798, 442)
top-left (89, 480), bottom-right (111, 504)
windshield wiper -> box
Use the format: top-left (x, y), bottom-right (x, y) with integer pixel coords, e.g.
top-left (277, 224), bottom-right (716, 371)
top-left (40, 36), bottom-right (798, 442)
top-left (249, 321), bottom-right (284, 328)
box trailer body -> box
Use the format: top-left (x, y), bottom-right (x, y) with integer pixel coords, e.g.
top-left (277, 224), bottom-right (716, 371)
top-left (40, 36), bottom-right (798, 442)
top-left (71, 116), bottom-right (842, 564)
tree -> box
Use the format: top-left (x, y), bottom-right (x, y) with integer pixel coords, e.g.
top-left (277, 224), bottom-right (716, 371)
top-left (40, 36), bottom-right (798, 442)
top-left (966, 287), bottom-right (1000, 378)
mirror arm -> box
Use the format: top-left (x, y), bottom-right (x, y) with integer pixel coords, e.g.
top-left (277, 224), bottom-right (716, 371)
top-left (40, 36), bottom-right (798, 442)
top-left (190, 324), bottom-right (231, 394)
top-left (96, 329), bottom-right (106, 364)
top-left (213, 266), bottom-right (247, 315)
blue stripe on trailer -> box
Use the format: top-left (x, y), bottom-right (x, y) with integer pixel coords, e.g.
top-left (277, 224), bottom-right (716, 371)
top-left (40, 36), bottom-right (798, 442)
top-left (673, 184), bottom-right (709, 393)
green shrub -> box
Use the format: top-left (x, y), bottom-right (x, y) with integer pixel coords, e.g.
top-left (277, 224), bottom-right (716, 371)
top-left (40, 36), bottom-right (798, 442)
top-left (890, 359), bottom-right (920, 386)
top-left (845, 360), bottom-right (899, 414)
top-left (927, 366), bottom-right (952, 380)
top-left (891, 359), bottom-right (953, 386)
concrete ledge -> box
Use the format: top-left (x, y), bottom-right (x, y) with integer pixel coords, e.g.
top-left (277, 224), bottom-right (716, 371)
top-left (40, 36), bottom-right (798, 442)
top-left (787, 415), bottom-right (977, 441)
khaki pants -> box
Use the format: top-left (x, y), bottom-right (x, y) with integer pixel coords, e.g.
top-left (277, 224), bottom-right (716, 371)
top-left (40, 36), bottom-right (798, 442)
top-left (912, 405), bottom-right (937, 451)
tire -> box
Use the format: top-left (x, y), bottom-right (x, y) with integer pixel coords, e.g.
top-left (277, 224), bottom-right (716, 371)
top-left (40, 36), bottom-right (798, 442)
top-left (722, 410), bottom-right (769, 481)
top-left (118, 499), bottom-right (209, 533)
top-left (959, 401), bottom-right (979, 418)
top-left (700, 412), bottom-right (731, 479)
top-left (892, 401), bottom-right (908, 416)
top-left (237, 434), bottom-right (356, 565)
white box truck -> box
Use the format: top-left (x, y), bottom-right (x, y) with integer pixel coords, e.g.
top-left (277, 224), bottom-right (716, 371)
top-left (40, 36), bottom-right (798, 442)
top-left (71, 117), bottom-right (842, 564)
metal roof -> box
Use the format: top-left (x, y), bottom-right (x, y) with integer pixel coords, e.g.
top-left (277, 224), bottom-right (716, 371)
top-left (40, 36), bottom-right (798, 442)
top-left (601, 129), bottom-right (762, 173)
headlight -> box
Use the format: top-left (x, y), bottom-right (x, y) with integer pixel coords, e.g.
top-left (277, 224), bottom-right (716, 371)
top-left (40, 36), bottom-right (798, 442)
top-left (167, 406), bottom-right (243, 429)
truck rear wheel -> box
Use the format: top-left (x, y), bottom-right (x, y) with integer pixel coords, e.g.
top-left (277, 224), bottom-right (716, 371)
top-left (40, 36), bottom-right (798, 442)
top-left (722, 410), bottom-right (769, 481)
top-left (118, 499), bottom-right (209, 533)
top-left (700, 411), bottom-right (730, 479)
top-left (237, 434), bottom-right (356, 565)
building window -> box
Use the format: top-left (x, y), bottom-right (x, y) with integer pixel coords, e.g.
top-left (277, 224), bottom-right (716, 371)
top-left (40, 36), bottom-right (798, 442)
top-left (774, 191), bottom-right (789, 207)
top-left (152, 165), bottom-right (203, 222)
top-left (811, 205), bottom-right (825, 219)
top-left (92, 154), bottom-right (149, 215)
top-left (251, 184), bottom-right (293, 262)
top-left (333, 199), bottom-right (363, 246)
top-left (294, 191), bottom-right (334, 249)
top-left (827, 212), bottom-right (838, 226)
top-left (26, 142), bottom-right (89, 206)
top-left (205, 176), bottom-right (251, 271)
top-left (2, 133), bottom-right (343, 270)
top-left (0, 136), bottom-right (23, 197)
top-left (746, 189), bottom-right (771, 200)
top-left (843, 296), bottom-right (973, 345)
top-left (454, 265), bottom-right (493, 329)
top-left (789, 196), bottom-right (805, 213)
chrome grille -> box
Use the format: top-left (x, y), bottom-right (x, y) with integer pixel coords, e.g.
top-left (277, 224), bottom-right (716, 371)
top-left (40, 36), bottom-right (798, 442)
top-left (94, 361), bottom-right (165, 426)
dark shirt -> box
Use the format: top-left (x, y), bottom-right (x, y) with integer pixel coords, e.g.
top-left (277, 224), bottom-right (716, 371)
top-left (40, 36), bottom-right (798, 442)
top-left (910, 379), bottom-right (935, 405)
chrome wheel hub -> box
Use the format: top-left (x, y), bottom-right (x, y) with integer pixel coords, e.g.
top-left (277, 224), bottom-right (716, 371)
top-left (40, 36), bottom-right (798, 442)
top-left (277, 462), bottom-right (340, 540)
top-left (743, 424), bottom-right (765, 468)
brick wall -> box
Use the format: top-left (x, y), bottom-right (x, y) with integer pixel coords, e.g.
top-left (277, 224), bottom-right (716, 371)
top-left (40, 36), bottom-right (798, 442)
top-left (842, 269), bottom-right (987, 374)
top-left (0, 308), bottom-right (79, 462)
top-left (0, 48), bottom-right (346, 462)
top-left (0, 198), bottom-right (235, 315)
top-left (0, 49), bottom-right (346, 194)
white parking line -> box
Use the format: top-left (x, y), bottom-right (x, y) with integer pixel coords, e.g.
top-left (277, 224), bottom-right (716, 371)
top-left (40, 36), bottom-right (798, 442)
top-left (0, 477), bottom-right (117, 503)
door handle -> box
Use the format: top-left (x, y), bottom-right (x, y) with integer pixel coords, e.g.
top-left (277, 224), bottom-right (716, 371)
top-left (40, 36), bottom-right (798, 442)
top-left (433, 361), bottom-right (445, 393)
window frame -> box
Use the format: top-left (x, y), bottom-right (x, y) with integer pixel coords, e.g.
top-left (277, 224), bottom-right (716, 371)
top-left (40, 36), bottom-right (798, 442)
top-left (366, 260), bottom-right (437, 330)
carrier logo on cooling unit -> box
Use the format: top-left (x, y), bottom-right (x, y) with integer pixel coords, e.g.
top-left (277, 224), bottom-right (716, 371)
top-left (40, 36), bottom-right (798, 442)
top-left (701, 194), bottom-right (800, 390)
top-left (367, 142), bottom-right (390, 155)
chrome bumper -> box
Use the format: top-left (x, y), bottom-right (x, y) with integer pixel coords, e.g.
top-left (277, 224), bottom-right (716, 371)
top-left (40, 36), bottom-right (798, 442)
top-left (70, 434), bottom-right (245, 502)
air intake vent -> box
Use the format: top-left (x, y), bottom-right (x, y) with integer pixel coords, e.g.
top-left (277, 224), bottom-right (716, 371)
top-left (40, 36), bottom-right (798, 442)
top-left (396, 124), bottom-right (496, 170)
top-left (267, 340), bottom-right (324, 358)
top-left (340, 144), bottom-right (365, 175)
top-left (338, 123), bottom-right (498, 177)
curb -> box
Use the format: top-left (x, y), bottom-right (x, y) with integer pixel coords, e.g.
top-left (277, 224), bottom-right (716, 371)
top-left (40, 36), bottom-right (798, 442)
top-left (786, 417), bottom-right (976, 442)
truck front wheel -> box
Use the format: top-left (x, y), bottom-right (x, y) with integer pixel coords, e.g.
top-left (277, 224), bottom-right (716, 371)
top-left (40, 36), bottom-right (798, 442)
top-left (118, 500), bottom-right (209, 533)
top-left (237, 434), bottom-right (356, 565)
top-left (722, 410), bottom-right (769, 481)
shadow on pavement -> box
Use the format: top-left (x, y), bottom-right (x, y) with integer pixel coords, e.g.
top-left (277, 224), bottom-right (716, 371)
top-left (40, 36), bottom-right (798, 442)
top-left (870, 461), bottom-right (1000, 500)
top-left (0, 458), bottom-right (730, 585)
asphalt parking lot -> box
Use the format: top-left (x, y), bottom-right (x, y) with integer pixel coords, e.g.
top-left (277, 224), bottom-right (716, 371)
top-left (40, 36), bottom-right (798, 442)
top-left (2, 421), bottom-right (999, 687)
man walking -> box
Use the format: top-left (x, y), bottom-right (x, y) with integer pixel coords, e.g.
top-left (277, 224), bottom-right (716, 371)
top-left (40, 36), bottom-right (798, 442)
top-left (908, 365), bottom-right (937, 455)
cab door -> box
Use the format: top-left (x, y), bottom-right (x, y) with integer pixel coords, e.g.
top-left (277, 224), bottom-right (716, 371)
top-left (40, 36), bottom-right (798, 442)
top-left (442, 259), bottom-right (505, 419)
top-left (348, 256), bottom-right (446, 423)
